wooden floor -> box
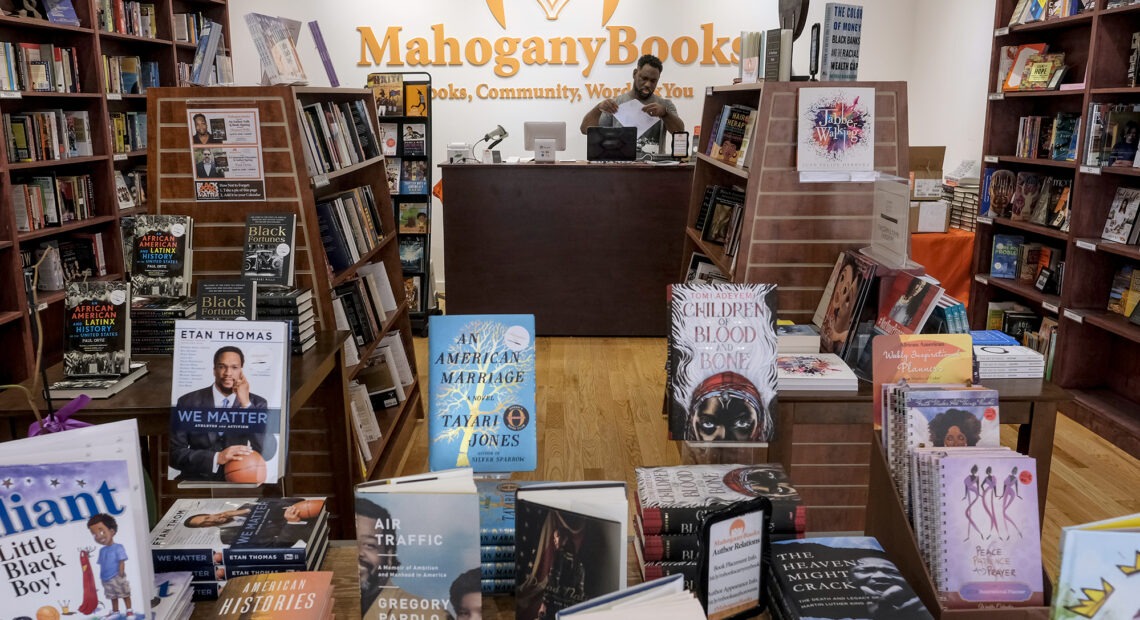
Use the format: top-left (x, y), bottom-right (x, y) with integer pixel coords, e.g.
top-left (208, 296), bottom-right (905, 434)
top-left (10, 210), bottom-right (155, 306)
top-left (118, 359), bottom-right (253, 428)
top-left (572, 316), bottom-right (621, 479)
top-left (400, 336), bottom-right (1140, 583)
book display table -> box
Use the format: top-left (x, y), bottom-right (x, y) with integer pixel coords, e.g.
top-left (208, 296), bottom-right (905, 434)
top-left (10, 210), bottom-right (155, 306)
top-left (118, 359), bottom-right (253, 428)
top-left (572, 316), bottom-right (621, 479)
top-left (682, 379), bottom-right (1066, 533)
top-left (0, 331), bottom-right (361, 538)
top-left (439, 162), bottom-right (694, 336)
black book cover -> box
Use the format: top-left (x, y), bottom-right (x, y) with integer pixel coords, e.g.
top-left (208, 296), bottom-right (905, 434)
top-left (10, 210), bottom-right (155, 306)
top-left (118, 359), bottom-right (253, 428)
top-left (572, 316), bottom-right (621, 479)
top-left (196, 279), bottom-right (256, 320)
top-left (241, 213), bottom-right (296, 287)
top-left (132, 214), bottom-right (192, 297)
top-left (257, 287), bottom-right (314, 307)
top-left (770, 537), bottom-right (932, 620)
top-left (64, 281), bottom-right (131, 377)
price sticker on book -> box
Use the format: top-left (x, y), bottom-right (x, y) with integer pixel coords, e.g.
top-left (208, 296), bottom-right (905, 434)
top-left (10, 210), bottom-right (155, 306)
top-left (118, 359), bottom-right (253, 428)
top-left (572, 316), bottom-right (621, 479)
top-left (312, 174), bottom-right (329, 189)
top-left (984, 155), bottom-right (999, 163)
top-left (977, 216), bottom-right (993, 225)
top-left (107, 93), bottom-right (122, 101)
top-left (1063, 309), bottom-right (1083, 323)
top-left (994, 26), bottom-right (1010, 37)
top-left (1042, 301), bottom-right (1059, 313)
top-left (988, 93), bottom-right (1005, 101)
top-left (0, 90), bottom-right (21, 99)
top-left (1076, 240), bottom-right (1097, 251)
top-left (1079, 165), bottom-right (1101, 175)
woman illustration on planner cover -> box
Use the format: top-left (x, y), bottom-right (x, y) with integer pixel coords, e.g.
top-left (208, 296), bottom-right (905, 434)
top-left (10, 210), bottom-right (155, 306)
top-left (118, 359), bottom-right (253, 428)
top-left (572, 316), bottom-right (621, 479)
top-left (980, 465), bottom-right (1000, 539)
top-left (961, 464), bottom-right (985, 541)
top-left (999, 466), bottom-right (1025, 540)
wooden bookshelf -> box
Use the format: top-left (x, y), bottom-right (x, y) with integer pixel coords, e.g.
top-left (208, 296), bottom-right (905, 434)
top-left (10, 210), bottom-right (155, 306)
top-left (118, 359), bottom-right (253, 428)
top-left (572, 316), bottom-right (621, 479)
top-left (678, 80), bottom-right (911, 322)
top-left (0, 0), bottom-right (229, 385)
top-left (146, 85), bottom-right (424, 498)
top-left (972, 0), bottom-right (1140, 458)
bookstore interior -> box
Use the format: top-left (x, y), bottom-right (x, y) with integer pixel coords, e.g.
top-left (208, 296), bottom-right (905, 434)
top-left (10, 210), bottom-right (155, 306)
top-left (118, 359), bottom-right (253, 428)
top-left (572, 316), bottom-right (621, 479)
top-left (2, 0), bottom-right (1140, 618)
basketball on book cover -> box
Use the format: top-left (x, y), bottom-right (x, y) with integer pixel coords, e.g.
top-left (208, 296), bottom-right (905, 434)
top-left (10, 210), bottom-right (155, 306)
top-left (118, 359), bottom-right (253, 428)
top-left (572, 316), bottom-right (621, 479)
top-left (293, 498), bottom-right (326, 519)
top-left (224, 449), bottom-right (267, 484)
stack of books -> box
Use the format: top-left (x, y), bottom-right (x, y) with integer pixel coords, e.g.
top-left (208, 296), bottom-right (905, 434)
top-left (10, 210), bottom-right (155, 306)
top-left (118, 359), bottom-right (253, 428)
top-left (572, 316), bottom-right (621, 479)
top-left (210, 572), bottom-right (335, 619)
top-left (769, 537), bottom-right (932, 619)
top-left (776, 323), bottom-right (820, 353)
top-left (150, 497), bottom-right (331, 602)
top-left (257, 288), bottom-right (316, 354)
top-left (476, 480), bottom-right (540, 595)
top-left (152, 572), bottom-right (196, 620)
top-left (131, 297), bottom-right (197, 354)
top-left (775, 353), bottom-right (858, 391)
top-left (973, 344), bottom-right (1046, 379)
top-left (48, 361), bottom-right (149, 399)
top-left (632, 464), bottom-right (806, 589)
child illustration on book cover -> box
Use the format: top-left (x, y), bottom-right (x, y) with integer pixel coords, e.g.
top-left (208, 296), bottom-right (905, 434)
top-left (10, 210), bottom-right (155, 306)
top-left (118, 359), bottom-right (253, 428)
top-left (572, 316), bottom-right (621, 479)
top-left (0, 461), bottom-right (149, 619)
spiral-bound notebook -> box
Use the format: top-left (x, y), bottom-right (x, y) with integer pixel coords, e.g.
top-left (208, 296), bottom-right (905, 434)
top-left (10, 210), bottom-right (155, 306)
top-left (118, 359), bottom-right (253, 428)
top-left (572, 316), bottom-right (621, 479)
top-left (933, 452), bottom-right (1043, 609)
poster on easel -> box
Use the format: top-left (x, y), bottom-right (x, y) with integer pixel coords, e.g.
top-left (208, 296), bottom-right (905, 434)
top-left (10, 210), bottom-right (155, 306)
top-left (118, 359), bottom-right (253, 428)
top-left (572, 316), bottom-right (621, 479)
top-left (188, 108), bottom-right (267, 201)
top-left (797, 87), bottom-right (876, 182)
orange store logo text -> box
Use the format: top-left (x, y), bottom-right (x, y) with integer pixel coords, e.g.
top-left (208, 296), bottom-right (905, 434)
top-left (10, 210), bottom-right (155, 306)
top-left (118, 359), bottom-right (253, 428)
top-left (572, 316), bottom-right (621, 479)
top-left (357, 23), bottom-right (742, 78)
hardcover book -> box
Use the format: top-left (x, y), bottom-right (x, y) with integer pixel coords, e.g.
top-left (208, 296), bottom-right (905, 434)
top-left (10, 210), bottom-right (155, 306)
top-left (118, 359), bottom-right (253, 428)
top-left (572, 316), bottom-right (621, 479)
top-left (667, 282), bottom-right (778, 443)
top-left (775, 353), bottom-right (858, 391)
top-left (515, 482), bottom-right (628, 620)
top-left (168, 320), bottom-right (291, 486)
top-left (398, 236), bottom-right (426, 272)
top-left (635, 464), bottom-right (805, 536)
top-left (875, 273), bottom-right (944, 335)
top-left (1102, 187), bottom-right (1140, 244)
top-left (150, 497), bottom-right (328, 572)
top-left (402, 123), bottom-right (427, 156)
top-left (428, 314), bottom-right (537, 472)
top-left (555, 574), bottom-right (702, 620)
top-left (196, 279), bottom-right (257, 321)
top-left (769, 537), bottom-right (932, 619)
top-left (1009, 172), bottom-right (1044, 221)
top-left (818, 250), bottom-right (878, 360)
top-left (991, 234), bottom-right (1025, 279)
top-left (934, 453), bottom-right (1043, 608)
top-left (378, 122), bottom-right (398, 156)
top-left (241, 213), bottom-right (296, 286)
top-left (212, 571), bottom-right (334, 619)
top-left (398, 202), bottom-right (430, 234)
top-left (132, 214), bottom-right (193, 298)
top-left (43, 0), bottom-right (82, 26)
top-left (820, 3), bottom-right (863, 81)
top-left (399, 159), bottom-right (428, 194)
top-left (355, 469), bottom-right (480, 620)
top-left (1051, 513), bottom-right (1140, 619)
top-left (64, 280), bottom-right (131, 376)
top-left (0, 423), bottom-right (154, 620)
top-left (477, 479), bottom-right (546, 545)
top-left (48, 361), bottom-right (148, 399)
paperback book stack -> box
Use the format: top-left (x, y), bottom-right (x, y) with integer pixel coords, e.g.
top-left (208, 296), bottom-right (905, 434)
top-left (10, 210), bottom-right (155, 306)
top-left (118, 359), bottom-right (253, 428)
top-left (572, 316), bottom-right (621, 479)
top-left (910, 448), bottom-right (1044, 609)
top-left (211, 571), bottom-right (335, 619)
top-left (150, 497), bottom-right (331, 602)
top-left (974, 344), bottom-right (1046, 379)
top-left (131, 296), bottom-right (197, 354)
top-left (881, 383), bottom-right (1001, 516)
top-left (769, 537), bottom-right (932, 619)
top-left (256, 288), bottom-right (316, 354)
top-left (152, 572), bottom-right (196, 620)
top-left (477, 479), bottom-right (543, 595)
top-left (633, 464), bottom-right (806, 589)
top-left (775, 353), bottom-right (858, 391)
top-left (776, 323), bottom-right (820, 353)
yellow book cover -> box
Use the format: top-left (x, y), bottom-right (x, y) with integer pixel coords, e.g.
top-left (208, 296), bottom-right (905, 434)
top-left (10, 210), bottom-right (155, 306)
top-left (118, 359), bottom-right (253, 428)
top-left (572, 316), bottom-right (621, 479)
top-left (405, 83), bottom-right (429, 116)
top-left (871, 334), bottom-right (973, 428)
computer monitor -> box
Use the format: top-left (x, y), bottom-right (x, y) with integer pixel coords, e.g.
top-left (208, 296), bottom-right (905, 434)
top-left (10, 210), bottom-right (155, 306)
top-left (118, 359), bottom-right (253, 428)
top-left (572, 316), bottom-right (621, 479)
top-left (523, 121), bottom-right (566, 162)
top-left (586, 126), bottom-right (637, 162)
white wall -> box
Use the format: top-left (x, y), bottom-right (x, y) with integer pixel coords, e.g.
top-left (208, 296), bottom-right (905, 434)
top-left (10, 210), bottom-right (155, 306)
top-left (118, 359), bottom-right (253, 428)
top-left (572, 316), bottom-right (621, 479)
top-left (227, 0), bottom-right (993, 293)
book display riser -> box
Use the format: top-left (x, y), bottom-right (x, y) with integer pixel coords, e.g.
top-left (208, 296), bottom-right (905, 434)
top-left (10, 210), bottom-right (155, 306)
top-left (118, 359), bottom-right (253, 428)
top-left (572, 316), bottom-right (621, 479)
top-left (970, 0), bottom-right (1140, 458)
top-left (0, 0), bottom-right (228, 384)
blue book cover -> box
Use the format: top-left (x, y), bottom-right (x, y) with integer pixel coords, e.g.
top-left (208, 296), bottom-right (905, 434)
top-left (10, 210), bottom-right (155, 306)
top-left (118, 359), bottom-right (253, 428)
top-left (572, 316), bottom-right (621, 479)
top-left (429, 315), bottom-right (537, 473)
top-left (356, 469), bottom-right (481, 620)
top-left (991, 234), bottom-right (1024, 279)
top-left (979, 167), bottom-right (995, 216)
top-left (476, 480), bottom-right (546, 544)
top-left (0, 460), bottom-right (152, 618)
top-left (168, 320), bottom-right (291, 486)
top-left (970, 330), bottom-right (1019, 346)
top-left (43, 0), bottom-right (81, 26)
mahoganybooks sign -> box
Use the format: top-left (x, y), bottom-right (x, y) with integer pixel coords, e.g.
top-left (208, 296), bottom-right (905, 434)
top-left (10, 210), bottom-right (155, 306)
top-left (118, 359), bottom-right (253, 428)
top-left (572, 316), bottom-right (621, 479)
top-left (355, 469), bottom-right (480, 620)
top-left (168, 320), bottom-right (290, 487)
top-left (667, 283), bottom-right (778, 444)
top-left (64, 280), bottom-right (131, 376)
top-left (428, 315), bottom-right (537, 473)
top-left (796, 87), bottom-right (876, 181)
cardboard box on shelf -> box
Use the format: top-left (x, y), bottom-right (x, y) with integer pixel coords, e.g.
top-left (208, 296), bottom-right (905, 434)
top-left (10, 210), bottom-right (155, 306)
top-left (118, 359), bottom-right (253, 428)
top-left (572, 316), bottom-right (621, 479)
top-left (908, 146), bottom-right (946, 201)
top-left (910, 200), bottom-right (950, 233)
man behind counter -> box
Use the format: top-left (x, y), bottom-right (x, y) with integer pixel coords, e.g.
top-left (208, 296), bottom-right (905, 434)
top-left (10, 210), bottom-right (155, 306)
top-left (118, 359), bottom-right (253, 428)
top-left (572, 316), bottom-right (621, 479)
top-left (579, 54), bottom-right (684, 158)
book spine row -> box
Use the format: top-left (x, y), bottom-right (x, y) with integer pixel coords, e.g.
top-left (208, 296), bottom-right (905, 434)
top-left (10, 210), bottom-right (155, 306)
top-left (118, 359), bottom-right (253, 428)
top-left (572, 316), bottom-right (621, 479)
top-left (315, 185), bottom-right (385, 272)
top-left (298, 99), bottom-right (381, 176)
top-left (0, 41), bottom-right (81, 94)
top-left (9, 173), bottom-right (96, 231)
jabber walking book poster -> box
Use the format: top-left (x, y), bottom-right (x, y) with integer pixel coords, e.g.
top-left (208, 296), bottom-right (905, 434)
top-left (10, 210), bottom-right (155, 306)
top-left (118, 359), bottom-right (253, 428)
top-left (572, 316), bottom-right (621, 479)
top-left (797, 87), bottom-right (875, 176)
top-left (428, 315), bottom-right (537, 473)
top-left (168, 320), bottom-right (290, 487)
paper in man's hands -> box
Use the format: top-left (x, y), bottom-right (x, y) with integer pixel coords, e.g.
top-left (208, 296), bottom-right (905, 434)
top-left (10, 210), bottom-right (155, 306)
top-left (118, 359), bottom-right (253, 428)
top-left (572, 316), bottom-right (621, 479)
top-left (614, 99), bottom-right (659, 138)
